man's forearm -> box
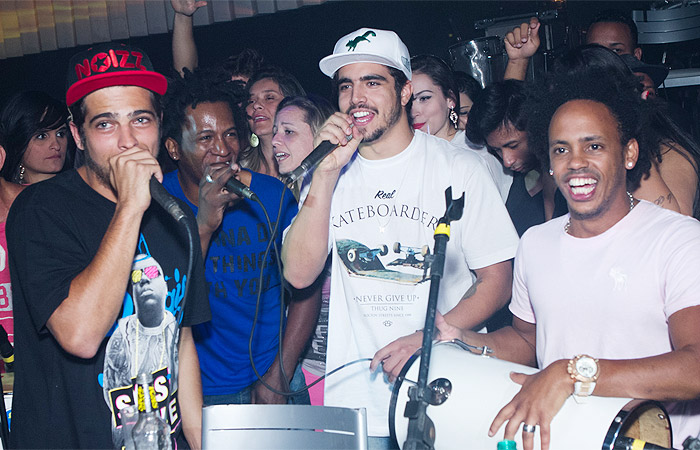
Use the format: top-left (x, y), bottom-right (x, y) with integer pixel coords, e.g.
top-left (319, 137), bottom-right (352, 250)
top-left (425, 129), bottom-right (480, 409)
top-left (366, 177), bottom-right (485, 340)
top-left (47, 205), bottom-right (145, 359)
top-left (173, 12), bottom-right (198, 76)
top-left (281, 282), bottom-right (323, 377)
top-left (444, 260), bottom-right (513, 331)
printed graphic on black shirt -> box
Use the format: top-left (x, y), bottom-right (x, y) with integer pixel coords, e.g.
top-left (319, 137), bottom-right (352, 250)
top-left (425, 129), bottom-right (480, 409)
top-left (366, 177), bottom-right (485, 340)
top-left (103, 251), bottom-right (182, 448)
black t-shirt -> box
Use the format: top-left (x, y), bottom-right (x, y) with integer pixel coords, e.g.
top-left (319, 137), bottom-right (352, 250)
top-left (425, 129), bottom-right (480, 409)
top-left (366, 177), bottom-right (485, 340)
top-left (505, 172), bottom-right (568, 237)
top-left (7, 170), bottom-right (210, 449)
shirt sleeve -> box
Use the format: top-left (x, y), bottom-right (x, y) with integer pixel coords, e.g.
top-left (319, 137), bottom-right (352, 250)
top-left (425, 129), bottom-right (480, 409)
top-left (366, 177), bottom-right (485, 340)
top-left (7, 194), bottom-right (93, 334)
top-left (661, 218), bottom-right (700, 318)
top-left (509, 238), bottom-right (536, 324)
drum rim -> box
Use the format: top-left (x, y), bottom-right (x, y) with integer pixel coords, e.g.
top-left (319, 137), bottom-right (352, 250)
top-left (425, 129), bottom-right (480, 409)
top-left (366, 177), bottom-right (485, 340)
top-left (600, 399), bottom-right (672, 450)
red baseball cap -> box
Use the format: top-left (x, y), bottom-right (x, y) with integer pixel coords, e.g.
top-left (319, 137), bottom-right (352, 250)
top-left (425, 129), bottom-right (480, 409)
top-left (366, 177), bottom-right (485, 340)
top-left (66, 42), bottom-right (167, 106)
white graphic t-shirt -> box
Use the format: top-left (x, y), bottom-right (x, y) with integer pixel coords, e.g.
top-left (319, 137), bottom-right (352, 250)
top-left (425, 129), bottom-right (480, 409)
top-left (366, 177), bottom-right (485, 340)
top-left (314, 131), bottom-right (519, 436)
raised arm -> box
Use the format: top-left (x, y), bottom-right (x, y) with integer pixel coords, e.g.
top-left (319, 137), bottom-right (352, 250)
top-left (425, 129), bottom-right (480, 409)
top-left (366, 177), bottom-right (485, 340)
top-left (47, 148), bottom-right (162, 359)
top-left (171, 0), bottom-right (207, 76)
top-left (503, 18), bottom-right (540, 81)
top-left (282, 113), bottom-right (361, 289)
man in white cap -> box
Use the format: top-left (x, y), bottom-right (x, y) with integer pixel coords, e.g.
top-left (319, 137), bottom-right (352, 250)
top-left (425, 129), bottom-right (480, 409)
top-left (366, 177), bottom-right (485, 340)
top-left (282, 28), bottom-right (519, 446)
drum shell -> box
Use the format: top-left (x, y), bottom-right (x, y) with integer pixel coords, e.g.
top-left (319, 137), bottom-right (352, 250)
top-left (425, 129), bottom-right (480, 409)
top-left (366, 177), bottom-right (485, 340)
top-left (390, 342), bottom-right (671, 449)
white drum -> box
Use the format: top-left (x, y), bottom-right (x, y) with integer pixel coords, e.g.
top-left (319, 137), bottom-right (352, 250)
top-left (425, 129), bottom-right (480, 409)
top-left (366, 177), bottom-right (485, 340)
top-left (390, 341), bottom-right (672, 450)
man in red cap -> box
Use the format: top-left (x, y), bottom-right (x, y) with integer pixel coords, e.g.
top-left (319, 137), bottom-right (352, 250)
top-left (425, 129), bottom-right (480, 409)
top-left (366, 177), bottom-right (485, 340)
top-left (8, 43), bottom-right (210, 449)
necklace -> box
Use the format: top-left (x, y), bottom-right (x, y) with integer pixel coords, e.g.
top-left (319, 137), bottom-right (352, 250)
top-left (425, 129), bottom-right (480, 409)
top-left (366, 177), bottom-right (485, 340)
top-left (564, 191), bottom-right (636, 235)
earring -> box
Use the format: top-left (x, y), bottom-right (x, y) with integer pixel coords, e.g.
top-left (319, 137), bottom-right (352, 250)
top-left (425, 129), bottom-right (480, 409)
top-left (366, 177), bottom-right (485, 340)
top-left (449, 106), bottom-right (458, 129)
top-left (627, 162), bottom-right (633, 168)
top-left (249, 133), bottom-right (259, 148)
top-left (549, 169), bottom-right (554, 176)
top-left (17, 163), bottom-right (25, 184)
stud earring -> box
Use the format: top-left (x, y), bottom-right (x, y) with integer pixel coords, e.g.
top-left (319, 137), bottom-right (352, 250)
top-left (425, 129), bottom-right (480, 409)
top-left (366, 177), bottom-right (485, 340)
top-left (449, 106), bottom-right (458, 129)
top-left (549, 169), bottom-right (554, 176)
top-left (627, 162), bottom-right (633, 168)
top-left (249, 133), bottom-right (259, 148)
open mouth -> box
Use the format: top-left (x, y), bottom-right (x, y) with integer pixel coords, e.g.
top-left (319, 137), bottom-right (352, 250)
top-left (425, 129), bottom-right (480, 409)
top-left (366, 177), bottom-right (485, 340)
top-left (351, 110), bottom-right (375, 126)
top-left (568, 177), bottom-right (597, 199)
top-left (274, 151), bottom-right (289, 163)
top-left (253, 115), bottom-right (268, 123)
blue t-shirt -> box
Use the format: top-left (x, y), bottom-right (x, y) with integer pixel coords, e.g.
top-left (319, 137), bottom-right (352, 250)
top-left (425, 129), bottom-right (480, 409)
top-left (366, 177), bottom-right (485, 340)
top-left (163, 169), bottom-right (297, 395)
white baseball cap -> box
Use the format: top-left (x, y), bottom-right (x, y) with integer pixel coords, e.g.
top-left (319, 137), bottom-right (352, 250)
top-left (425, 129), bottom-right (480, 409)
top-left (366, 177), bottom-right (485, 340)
top-left (319, 28), bottom-right (412, 80)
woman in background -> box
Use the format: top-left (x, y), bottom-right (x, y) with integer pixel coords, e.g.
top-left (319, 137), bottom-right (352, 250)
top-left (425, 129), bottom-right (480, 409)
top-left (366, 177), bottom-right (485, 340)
top-left (410, 55), bottom-right (511, 201)
top-left (240, 67), bottom-right (306, 178)
top-left (271, 95), bottom-right (334, 406)
top-left (272, 95), bottom-right (334, 198)
top-left (453, 71), bottom-right (482, 131)
top-left (0, 91), bottom-right (71, 185)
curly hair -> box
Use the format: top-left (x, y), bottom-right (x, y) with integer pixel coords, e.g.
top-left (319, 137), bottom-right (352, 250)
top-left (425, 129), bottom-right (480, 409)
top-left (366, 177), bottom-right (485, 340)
top-left (162, 66), bottom-right (248, 151)
top-left (526, 51), bottom-right (646, 187)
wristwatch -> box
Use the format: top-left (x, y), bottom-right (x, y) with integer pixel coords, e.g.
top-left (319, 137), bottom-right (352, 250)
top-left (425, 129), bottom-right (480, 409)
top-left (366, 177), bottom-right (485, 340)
top-left (567, 354), bottom-right (599, 397)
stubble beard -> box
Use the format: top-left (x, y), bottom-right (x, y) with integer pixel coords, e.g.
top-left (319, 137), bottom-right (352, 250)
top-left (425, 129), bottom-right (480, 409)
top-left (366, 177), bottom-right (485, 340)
top-left (83, 143), bottom-right (113, 190)
top-left (352, 95), bottom-right (403, 145)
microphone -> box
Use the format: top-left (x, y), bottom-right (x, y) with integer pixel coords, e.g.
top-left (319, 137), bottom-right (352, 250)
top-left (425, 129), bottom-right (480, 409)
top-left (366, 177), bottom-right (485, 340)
top-left (614, 436), bottom-right (674, 450)
top-left (285, 140), bottom-right (338, 184)
top-left (0, 325), bottom-right (14, 372)
top-left (285, 125), bottom-right (355, 185)
top-left (224, 177), bottom-right (259, 202)
top-left (149, 176), bottom-right (187, 222)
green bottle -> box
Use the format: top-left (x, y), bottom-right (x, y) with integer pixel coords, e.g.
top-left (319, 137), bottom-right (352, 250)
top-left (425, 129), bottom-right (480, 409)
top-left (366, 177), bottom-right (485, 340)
top-left (497, 440), bottom-right (517, 450)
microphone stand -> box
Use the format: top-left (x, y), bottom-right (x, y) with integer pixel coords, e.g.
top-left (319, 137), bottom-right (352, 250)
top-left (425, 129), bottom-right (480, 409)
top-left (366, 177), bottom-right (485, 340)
top-left (403, 187), bottom-right (464, 450)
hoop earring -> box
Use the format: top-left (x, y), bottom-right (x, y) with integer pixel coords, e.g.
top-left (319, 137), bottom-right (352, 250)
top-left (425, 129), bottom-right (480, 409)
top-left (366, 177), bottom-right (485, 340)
top-left (249, 133), bottom-right (259, 148)
top-left (449, 106), bottom-right (458, 129)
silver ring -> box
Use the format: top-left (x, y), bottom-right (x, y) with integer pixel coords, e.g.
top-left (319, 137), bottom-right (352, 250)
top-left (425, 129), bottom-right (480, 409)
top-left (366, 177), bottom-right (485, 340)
top-left (205, 174), bottom-right (214, 184)
top-left (523, 424), bottom-right (537, 433)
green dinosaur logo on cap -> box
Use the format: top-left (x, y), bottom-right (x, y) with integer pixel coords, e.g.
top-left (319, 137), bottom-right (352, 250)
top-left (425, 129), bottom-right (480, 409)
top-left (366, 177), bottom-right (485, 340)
top-left (346, 30), bottom-right (377, 51)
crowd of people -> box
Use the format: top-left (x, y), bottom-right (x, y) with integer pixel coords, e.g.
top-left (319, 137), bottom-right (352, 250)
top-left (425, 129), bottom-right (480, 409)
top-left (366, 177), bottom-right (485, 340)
top-left (1, 1), bottom-right (700, 449)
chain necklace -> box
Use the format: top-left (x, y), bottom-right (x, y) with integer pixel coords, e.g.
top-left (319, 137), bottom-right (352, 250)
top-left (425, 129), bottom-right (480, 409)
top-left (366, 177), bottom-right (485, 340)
top-left (564, 191), bottom-right (636, 235)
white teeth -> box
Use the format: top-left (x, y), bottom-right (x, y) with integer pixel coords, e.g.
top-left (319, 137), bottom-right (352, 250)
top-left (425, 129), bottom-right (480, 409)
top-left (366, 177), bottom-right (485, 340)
top-left (353, 111), bottom-right (371, 118)
top-left (275, 152), bottom-right (286, 159)
top-left (569, 177), bottom-right (596, 187)
top-left (571, 185), bottom-right (595, 195)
